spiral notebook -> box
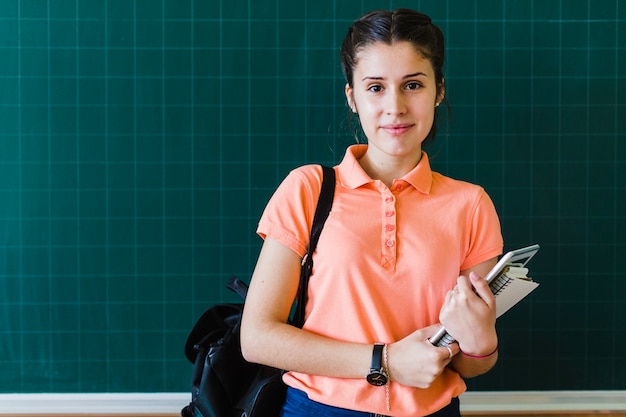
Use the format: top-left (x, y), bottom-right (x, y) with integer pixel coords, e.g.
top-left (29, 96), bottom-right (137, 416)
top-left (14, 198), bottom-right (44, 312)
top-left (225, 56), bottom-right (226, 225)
top-left (429, 244), bottom-right (540, 348)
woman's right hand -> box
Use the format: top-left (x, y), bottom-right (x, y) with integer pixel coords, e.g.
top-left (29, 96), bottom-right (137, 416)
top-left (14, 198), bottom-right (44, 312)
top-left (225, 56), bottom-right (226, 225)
top-left (386, 324), bottom-right (459, 388)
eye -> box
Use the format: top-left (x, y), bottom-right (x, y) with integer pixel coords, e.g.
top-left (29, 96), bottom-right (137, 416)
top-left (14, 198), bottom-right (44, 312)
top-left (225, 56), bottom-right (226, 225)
top-left (367, 84), bottom-right (383, 93)
top-left (405, 81), bottom-right (422, 91)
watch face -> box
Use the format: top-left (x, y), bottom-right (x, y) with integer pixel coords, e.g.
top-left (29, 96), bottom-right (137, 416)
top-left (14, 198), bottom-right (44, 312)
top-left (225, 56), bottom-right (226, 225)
top-left (366, 371), bottom-right (388, 386)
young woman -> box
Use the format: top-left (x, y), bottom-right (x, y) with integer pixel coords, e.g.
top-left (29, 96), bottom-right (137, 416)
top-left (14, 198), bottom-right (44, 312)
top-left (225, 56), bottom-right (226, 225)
top-left (241, 8), bottom-right (503, 417)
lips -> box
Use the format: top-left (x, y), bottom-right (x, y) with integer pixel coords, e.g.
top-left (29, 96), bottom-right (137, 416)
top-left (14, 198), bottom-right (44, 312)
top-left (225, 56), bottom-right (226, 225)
top-left (381, 123), bottom-right (414, 136)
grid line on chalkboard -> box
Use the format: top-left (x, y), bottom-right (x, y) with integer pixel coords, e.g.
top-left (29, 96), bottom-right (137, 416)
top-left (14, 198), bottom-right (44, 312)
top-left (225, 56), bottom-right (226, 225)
top-left (0, 0), bottom-right (624, 393)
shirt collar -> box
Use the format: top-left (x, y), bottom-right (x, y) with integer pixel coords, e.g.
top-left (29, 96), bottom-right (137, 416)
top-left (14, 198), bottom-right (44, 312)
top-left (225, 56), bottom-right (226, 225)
top-left (337, 144), bottom-right (433, 194)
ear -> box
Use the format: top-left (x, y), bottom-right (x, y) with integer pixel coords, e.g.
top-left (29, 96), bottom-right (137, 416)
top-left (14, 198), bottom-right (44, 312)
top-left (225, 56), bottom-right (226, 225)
top-left (436, 78), bottom-right (445, 107)
top-left (345, 83), bottom-right (357, 113)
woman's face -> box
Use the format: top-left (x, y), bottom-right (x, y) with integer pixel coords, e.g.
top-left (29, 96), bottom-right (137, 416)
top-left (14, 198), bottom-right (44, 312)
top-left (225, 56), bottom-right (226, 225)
top-left (345, 41), bottom-right (443, 163)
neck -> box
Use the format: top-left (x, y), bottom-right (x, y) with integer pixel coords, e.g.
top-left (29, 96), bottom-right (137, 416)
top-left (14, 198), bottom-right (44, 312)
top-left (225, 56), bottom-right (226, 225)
top-left (358, 150), bottom-right (422, 188)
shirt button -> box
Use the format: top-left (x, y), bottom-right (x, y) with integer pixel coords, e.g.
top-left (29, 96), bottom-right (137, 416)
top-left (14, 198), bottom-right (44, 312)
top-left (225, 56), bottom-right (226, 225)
top-left (395, 184), bottom-right (403, 191)
top-left (385, 196), bottom-right (394, 203)
top-left (386, 240), bottom-right (395, 247)
top-left (385, 210), bottom-right (394, 217)
top-left (385, 224), bottom-right (395, 232)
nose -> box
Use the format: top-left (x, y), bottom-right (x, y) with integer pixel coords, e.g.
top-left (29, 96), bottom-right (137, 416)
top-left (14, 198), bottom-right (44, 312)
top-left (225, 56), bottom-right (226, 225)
top-left (385, 89), bottom-right (407, 115)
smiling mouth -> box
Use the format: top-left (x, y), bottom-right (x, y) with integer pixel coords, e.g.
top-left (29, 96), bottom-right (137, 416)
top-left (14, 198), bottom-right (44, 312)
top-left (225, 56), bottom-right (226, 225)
top-left (381, 124), bottom-right (414, 135)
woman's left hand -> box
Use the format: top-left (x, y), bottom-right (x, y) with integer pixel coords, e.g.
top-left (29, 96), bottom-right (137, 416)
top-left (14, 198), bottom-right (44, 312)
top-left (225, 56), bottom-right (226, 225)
top-left (438, 271), bottom-right (498, 356)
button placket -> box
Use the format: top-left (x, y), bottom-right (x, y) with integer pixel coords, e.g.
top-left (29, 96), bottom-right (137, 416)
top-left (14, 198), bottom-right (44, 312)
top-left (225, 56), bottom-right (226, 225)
top-left (382, 190), bottom-right (397, 267)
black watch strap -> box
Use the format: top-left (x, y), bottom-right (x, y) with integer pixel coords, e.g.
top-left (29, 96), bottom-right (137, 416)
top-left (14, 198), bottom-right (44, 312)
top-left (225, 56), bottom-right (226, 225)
top-left (370, 343), bottom-right (384, 371)
top-left (366, 343), bottom-right (388, 386)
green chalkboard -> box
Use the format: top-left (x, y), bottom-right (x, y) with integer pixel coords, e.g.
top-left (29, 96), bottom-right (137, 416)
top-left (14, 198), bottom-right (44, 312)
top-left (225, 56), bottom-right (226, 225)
top-left (0, 0), bottom-right (624, 393)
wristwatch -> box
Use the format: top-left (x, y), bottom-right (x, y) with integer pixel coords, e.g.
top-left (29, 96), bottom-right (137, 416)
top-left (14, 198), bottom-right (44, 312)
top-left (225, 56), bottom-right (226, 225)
top-left (366, 343), bottom-right (388, 386)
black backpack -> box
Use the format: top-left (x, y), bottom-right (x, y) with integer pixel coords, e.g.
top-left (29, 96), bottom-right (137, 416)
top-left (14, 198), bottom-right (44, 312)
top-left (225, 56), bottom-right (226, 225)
top-left (181, 166), bottom-right (335, 417)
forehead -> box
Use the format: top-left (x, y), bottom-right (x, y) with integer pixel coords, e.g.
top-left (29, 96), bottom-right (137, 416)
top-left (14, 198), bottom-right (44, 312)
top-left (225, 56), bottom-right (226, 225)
top-left (353, 41), bottom-right (435, 79)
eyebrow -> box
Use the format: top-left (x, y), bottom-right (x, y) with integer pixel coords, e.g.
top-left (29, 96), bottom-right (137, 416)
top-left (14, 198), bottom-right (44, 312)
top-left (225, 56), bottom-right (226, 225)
top-left (361, 72), bottom-right (428, 82)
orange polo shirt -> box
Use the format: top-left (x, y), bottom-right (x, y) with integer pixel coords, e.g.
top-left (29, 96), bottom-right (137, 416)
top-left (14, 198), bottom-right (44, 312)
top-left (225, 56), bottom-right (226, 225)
top-left (257, 145), bottom-right (503, 417)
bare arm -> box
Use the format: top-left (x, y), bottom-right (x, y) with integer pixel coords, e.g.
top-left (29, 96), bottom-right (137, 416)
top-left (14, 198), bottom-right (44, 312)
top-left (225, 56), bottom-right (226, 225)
top-left (440, 258), bottom-right (500, 378)
top-left (240, 237), bottom-right (457, 388)
top-left (240, 237), bottom-right (372, 379)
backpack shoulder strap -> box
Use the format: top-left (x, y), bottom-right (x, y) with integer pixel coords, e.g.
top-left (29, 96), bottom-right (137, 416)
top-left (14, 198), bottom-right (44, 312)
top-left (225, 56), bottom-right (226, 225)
top-left (293, 165), bottom-right (335, 327)
top-left (308, 165), bottom-right (336, 257)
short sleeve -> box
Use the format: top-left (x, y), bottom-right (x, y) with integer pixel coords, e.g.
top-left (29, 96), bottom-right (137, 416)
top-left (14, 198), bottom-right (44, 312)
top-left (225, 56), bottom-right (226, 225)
top-left (461, 188), bottom-right (504, 270)
top-left (256, 165), bottom-right (324, 257)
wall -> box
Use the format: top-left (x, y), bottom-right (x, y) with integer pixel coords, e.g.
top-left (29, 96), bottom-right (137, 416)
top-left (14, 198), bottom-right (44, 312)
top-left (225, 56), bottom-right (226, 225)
top-left (0, 0), bottom-right (624, 393)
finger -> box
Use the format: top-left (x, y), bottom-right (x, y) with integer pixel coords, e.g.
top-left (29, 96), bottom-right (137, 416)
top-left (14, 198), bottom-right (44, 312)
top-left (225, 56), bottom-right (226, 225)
top-left (455, 274), bottom-right (472, 290)
top-left (468, 270), bottom-right (486, 285)
top-left (415, 323), bottom-right (442, 346)
top-left (415, 323), bottom-right (448, 344)
top-left (444, 287), bottom-right (456, 302)
top-left (439, 342), bottom-right (460, 362)
top-left (469, 271), bottom-right (496, 306)
top-left (421, 322), bottom-right (448, 334)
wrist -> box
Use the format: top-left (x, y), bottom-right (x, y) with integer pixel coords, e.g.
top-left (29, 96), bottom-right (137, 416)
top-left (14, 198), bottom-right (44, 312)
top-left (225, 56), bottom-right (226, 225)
top-left (366, 343), bottom-right (389, 386)
top-left (460, 344), bottom-right (498, 359)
